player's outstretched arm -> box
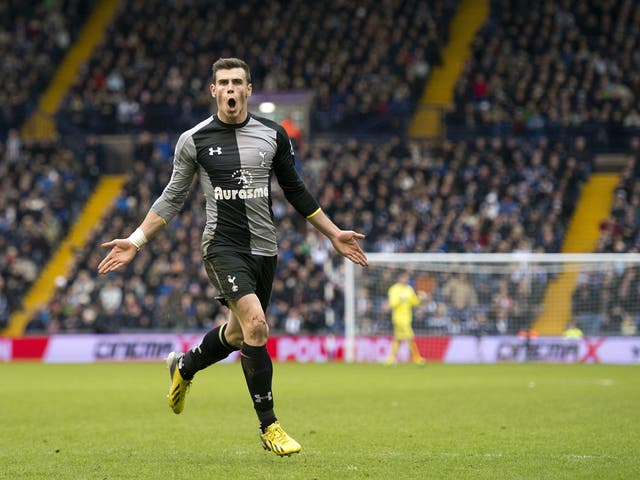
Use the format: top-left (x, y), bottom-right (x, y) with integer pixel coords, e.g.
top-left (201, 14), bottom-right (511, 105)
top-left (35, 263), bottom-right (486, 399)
top-left (97, 210), bottom-right (167, 275)
top-left (306, 209), bottom-right (368, 267)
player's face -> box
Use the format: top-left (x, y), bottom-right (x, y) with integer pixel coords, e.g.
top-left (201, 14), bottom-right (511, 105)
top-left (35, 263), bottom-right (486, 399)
top-left (210, 67), bottom-right (252, 124)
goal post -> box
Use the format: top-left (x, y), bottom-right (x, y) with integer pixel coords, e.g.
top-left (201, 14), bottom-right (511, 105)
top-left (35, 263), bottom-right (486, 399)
top-left (343, 253), bottom-right (640, 362)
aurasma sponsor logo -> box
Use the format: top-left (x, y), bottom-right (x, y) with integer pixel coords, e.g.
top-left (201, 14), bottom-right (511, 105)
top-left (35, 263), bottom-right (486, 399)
top-left (213, 186), bottom-right (268, 200)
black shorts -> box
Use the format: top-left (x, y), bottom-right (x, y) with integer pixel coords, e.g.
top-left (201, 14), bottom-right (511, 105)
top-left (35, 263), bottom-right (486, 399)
top-left (203, 251), bottom-right (277, 313)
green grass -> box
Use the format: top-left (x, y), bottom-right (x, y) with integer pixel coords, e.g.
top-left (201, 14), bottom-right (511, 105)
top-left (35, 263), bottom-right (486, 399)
top-left (2, 362), bottom-right (639, 479)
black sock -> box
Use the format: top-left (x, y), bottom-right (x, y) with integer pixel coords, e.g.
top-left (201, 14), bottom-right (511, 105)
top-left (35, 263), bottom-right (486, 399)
top-left (240, 343), bottom-right (277, 431)
top-left (179, 323), bottom-right (238, 380)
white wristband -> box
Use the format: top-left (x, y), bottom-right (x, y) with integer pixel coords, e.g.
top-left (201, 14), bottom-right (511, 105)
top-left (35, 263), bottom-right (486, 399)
top-left (127, 227), bottom-right (148, 250)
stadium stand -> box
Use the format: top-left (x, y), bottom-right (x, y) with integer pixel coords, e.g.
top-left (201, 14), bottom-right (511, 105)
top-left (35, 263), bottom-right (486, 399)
top-left (5, 0), bottom-right (459, 334)
top-left (434, 0), bottom-right (640, 336)
top-left (4, 0), bottom-right (638, 338)
top-left (0, 133), bottom-right (101, 330)
top-left (24, 131), bottom-right (342, 333)
top-left (25, 132), bottom-right (591, 334)
top-left (318, 134), bottom-right (591, 254)
top-left (55, 0), bottom-right (458, 136)
top-left (566, 135), bottom-right (640, 336)
top-left (594, 137), bottom-right (640, 254)
top-left (446, 0), bottom-right (640, 151)
top-left (0, 0), bottom-right (91, 137)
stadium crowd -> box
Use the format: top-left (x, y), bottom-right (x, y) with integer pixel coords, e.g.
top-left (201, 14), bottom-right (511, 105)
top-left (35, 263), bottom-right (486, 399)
top-left (55, 0), bottom-right (457, 136)
top-left (447, 0), bottom-right (640, 150)
top-left (570, 136), bottom-right (640, 336)
top-left (596, 136), bottom-right (640, 254)
top-left (0, 0), bottom-right (91, 137)
top-left (0, 131), bottom-right (101, 330)
top-left (26, 131), bottom-right (594, 336)
top-left (3, 0), bottom-right (640, 338)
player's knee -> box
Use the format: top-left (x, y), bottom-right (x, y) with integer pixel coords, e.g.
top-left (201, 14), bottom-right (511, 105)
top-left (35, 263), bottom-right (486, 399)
top-left (244, 314), bottom-right (269, 345)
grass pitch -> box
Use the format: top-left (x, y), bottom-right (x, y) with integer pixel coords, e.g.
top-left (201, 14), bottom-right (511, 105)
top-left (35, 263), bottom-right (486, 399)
top-left (2, 362), bottom-right (639, 479)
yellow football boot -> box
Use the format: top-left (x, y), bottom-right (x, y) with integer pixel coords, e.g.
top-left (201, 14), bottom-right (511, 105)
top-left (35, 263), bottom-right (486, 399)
top-left (165, 352), bottom-right (191, 414)
top-left (260, 422), bottom-right (302, 457)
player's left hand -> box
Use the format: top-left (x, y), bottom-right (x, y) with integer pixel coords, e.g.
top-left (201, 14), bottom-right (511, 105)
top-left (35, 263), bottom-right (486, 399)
top-left (331, 230), bottom-right (368, 266)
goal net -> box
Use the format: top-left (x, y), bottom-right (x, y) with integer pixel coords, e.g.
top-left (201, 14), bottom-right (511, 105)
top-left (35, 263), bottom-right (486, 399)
top-left (343, 253), bottom-right (640, 360)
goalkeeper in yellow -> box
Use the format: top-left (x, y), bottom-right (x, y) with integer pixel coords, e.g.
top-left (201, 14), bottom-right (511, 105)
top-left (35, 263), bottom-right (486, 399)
top-left (386, 271), bottom-right (427, 365)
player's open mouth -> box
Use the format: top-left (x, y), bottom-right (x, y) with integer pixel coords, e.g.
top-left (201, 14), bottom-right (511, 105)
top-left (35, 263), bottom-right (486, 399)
top-left (228, 98), bottom-right (237, 108)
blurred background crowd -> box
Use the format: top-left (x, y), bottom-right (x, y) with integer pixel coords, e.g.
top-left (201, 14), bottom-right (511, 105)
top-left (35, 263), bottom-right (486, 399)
top-left (2, 0), bottom-right (640, 337)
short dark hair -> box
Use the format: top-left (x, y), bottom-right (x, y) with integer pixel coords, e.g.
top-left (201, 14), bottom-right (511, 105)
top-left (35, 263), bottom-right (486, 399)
top-left (211, 57), bottom-right (251, 84)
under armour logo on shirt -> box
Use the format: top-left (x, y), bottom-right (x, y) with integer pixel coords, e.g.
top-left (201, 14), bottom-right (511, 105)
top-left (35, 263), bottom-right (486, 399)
top-left (209, 146), bottom-right (222, 155)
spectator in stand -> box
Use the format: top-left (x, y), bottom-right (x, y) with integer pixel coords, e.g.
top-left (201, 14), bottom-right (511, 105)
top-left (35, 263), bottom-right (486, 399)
top-left (280, 114), bottom-right (302, 150)
top-left (572, 271), bottom-right (607, 336)
top-left (442, 272), bottom-right (478, 330)
top-left (563, 319), bottom-right (583, 339)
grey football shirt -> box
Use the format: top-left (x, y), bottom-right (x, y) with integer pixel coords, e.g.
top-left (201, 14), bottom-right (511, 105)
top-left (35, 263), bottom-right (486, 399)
top-left (151, 114), bottom-right (320, 257)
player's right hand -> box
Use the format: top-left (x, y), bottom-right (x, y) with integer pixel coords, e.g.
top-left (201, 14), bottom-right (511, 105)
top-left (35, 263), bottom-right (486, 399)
top-left (97, 238), bottom-right (138, 274)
